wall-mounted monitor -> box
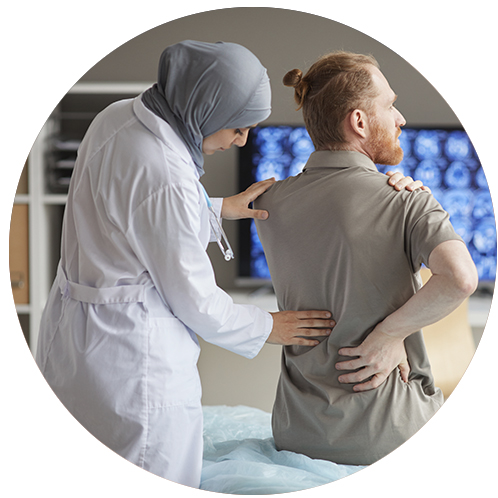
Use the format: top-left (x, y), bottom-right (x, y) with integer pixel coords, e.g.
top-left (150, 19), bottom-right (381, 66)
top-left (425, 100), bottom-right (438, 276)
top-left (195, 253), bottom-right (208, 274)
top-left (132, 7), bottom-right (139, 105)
top-left (238, 125), bottom-right (496, 289)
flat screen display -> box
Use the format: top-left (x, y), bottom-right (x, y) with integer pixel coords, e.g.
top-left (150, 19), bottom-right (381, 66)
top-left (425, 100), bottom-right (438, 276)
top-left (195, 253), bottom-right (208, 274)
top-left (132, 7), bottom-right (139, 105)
top-left (238, 125), bottom-right (496, 284)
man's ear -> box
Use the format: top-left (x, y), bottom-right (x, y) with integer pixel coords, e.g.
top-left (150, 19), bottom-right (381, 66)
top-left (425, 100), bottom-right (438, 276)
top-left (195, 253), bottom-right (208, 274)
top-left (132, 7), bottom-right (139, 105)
top-left (348, 109), bottom-right (368, 139)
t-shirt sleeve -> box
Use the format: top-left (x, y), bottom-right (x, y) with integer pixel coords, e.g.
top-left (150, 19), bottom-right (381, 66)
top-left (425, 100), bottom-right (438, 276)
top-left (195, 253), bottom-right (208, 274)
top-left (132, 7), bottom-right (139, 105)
top-left (404, 191), bottom-right (464, 272)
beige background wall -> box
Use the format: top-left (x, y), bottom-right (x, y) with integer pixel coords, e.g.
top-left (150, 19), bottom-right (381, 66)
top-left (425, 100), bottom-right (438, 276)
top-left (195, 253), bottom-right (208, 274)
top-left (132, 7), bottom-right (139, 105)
top-left (75, 8), bottom-right (461, 412)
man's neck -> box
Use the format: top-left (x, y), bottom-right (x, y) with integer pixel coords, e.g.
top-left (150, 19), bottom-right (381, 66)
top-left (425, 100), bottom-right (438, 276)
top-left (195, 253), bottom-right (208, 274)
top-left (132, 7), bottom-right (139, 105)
top-left (318, 142), bottom-right (374, 162)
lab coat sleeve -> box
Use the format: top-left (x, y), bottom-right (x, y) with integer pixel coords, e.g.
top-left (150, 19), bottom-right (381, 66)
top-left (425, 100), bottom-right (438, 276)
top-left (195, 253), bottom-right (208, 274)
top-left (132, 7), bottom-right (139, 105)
top-left (126, 181), bottom-right (272, 359)
top-left (210, 197), bottom-right (223, 217)
top-left (208, 197), bottom-right (223, 243)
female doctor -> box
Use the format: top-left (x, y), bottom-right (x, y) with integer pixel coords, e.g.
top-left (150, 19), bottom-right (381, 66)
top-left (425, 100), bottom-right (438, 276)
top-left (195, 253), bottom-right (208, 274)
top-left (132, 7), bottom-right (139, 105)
top-left (35, 40), bottom-right (421, 487)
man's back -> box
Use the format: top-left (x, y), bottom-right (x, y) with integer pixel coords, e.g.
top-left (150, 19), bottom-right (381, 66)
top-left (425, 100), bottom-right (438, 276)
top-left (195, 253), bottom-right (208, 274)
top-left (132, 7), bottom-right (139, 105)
top-left (255, 150), bottom-right (460, 465)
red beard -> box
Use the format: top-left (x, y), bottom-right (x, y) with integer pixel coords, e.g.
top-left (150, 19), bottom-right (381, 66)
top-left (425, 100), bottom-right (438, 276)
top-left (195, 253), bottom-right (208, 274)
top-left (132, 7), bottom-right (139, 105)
top-left (369, 120), bottom-right (404, 166)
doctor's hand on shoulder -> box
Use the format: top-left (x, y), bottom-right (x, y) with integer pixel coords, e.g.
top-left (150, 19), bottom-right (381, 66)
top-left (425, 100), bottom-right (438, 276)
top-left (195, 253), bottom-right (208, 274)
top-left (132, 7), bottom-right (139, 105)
top-left (221, 177), bottom-right (276, 220)
top-left (268, 310), bottom-right (335, 346)
top-left (385, 170), bottom-right (431, 192)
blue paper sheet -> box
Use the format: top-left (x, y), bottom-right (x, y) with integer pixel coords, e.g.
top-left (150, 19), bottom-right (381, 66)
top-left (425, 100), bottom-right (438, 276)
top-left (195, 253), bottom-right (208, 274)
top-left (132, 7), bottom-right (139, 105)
top-left (201, 405), bottom-right (364, 495)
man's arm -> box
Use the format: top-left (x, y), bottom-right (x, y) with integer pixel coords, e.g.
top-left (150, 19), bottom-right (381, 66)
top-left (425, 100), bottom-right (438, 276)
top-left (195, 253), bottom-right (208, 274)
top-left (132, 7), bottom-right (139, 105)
top-left (335, 239), bottom-right (478, 392)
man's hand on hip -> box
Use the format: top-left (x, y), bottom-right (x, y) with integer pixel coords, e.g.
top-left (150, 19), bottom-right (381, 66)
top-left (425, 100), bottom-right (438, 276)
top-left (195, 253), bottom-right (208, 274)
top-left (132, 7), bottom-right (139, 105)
top-left (335, 327), bottom-right (410, 392)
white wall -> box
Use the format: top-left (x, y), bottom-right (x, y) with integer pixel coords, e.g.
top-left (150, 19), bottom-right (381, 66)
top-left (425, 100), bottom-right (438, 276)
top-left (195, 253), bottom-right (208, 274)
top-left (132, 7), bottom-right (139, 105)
top-left (76, 8), bottom-right (463, 411)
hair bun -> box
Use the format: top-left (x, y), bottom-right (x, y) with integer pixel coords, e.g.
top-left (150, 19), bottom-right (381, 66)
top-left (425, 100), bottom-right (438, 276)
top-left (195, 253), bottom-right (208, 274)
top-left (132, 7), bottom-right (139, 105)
top-left (283, 68), bottom-right (308, 110)
top-left (283, 68), bottom-right (303, 88)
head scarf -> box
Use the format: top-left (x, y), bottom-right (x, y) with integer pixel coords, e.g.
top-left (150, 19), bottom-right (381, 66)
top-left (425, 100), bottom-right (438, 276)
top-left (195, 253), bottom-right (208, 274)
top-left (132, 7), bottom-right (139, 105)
top-left (141, 40), bottom-right (272, 176)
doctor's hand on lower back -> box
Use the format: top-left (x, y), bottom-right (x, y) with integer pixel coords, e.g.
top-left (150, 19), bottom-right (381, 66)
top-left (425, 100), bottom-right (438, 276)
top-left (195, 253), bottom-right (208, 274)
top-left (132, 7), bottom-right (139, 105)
top-left (221, 177), bottom-right (276, 220)
top-left (267, 310), bottom-right (335, 347)
top-left (335, 327), bottom-right (410, 392)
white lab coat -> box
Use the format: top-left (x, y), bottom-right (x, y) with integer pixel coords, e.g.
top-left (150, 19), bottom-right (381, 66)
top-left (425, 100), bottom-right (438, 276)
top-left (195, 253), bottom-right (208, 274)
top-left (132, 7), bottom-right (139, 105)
top-left (35, 96), bottom-right (273, 487)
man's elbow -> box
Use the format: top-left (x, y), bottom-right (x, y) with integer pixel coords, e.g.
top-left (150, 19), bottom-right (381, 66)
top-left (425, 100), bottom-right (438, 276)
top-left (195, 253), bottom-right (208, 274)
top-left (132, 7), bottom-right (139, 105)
top-left (454, 263), bottom-right (479, 298)
top-left (429, 240), bottom-right (479, 299)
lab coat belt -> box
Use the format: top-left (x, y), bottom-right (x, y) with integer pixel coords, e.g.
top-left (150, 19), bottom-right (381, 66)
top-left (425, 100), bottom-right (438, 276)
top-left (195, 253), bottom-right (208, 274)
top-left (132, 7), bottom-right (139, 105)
top-left (57, 264), bottom-right (145, 304)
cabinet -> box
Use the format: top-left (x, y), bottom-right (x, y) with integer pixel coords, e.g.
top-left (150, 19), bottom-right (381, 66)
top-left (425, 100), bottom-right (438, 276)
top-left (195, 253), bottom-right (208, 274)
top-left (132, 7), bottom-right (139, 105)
top-left (13, 82), bottom-right (152, 354)
top-left (11, 162), bottom-right (30, 343)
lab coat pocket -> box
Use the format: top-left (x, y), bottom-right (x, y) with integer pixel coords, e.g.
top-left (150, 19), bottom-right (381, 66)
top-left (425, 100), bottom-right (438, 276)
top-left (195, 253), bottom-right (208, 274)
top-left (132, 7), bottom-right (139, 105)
top-left (147, 317), bottom-right (202, 407)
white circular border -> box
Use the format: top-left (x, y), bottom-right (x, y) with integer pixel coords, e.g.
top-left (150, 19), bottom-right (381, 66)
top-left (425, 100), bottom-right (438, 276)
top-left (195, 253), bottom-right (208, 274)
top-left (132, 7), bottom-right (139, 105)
top-left (2, 2), bottom-right (495, 496)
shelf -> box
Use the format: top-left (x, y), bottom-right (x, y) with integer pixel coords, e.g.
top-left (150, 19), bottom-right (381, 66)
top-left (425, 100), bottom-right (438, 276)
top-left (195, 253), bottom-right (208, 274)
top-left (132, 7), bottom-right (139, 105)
top-left (15, 304), bottom-right (31, 314)
top-left (42, 194), bottom-right (68, 205)
top-left (14, 195), bottom-right (30, 204)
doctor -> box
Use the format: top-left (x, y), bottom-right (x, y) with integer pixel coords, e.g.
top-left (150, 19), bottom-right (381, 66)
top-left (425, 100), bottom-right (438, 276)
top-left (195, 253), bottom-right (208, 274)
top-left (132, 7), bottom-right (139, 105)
top-left (35, 40), bottom-right (423, 487)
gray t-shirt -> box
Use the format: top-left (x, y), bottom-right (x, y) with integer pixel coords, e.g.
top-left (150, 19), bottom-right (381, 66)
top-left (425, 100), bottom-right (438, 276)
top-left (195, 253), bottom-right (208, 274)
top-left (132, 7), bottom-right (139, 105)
top-left (255, 150), bottom-right (462, 465)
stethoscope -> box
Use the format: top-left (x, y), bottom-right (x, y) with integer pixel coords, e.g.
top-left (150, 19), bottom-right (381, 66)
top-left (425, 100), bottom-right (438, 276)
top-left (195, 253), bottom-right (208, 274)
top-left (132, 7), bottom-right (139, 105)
top-left (200, 184), bottom-right (234, 261)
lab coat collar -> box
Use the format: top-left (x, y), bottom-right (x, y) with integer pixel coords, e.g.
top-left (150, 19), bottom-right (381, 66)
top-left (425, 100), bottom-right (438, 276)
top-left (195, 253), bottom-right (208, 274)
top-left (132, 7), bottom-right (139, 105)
top-left (133, 94), bottom-right (199, 177)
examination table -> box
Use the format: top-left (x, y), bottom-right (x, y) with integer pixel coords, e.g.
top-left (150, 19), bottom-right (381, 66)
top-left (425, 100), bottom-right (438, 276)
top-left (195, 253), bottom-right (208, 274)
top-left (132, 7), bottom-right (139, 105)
top-left (200, 405), bottom-right (363, 494)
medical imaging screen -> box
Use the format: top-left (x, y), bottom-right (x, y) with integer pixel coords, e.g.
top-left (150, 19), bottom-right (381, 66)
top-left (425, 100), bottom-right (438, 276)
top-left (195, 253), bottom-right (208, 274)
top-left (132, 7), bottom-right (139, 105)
top-left (239, 126), bottom-right (496, 283)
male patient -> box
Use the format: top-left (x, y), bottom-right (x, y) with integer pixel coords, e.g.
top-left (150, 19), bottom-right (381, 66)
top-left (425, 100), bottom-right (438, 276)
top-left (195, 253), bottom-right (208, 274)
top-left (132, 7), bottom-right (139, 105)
top-left (254, 51), bottom-right (478, 466)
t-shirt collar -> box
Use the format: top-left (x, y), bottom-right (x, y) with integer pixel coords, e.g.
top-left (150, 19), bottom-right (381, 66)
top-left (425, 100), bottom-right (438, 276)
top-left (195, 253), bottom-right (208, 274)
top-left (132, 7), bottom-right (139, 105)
top-left (304, 150), bottom-right (379, 173)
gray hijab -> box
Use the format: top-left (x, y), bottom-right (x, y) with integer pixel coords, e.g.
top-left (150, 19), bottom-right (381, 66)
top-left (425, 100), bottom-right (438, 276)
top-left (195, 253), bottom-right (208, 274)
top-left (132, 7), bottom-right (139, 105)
top-left (142, 40), bottom-right (272, 176)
